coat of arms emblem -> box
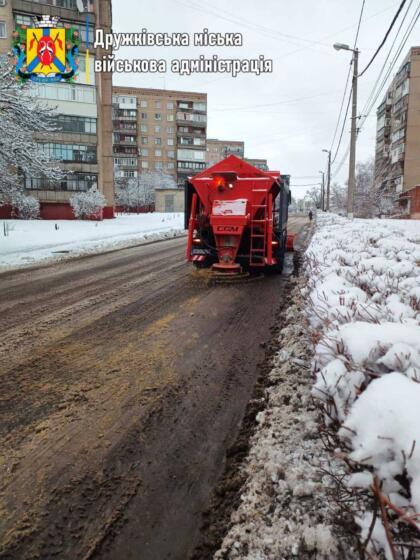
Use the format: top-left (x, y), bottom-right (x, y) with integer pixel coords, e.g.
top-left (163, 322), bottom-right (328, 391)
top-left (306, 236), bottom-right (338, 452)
top-left (12, 16), bottom-right (80, 83)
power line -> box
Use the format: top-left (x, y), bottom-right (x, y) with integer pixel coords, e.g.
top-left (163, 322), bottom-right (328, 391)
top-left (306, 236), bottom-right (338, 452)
top-left (290, 183), bottom-right (321, 187)
top-left (360, 0), bottom-right (414, 116)
top-left (331, 88), bottom-right (353, 165)
top-left (333, 0), bottom-right (420, 177)
top-left (359, 1), bottom-right (420, 131)
top-left (213, 90), bottom-right (338, 112)
top-left (170, 0), bottom-right (332, 50)
top-left (359, 0), bottom-right (407, 77)
top-left (329, 0), bottom-right (365, 165)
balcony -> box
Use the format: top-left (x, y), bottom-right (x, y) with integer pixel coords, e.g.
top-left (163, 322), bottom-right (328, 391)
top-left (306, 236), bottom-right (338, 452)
top-left (176, 113), bottom-right (207, 127)
top-left (113, 146), bottom-right (138, 155)
top-left (113, 115), bottom-right (137, 123)
top-left (114, 123), bottom-right (137, 132)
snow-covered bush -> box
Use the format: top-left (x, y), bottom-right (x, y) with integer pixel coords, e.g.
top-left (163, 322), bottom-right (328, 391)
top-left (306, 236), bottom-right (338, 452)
top-left (70, 187), bottom-right (106, 219)
top-left (306, 214), bottom-right (420, 557)
top-left (11, 193), bottom-right (40, 219)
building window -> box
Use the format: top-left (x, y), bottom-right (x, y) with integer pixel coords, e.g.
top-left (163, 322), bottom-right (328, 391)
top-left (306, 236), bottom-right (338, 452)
top-left (167, 114), bottom-right (174, 122)
top-left (179, 102), bottom-right (190, 109)
top-left (177, 112), bottom-right (207, 123)
top-left (155, 138), bottom-right (162, 145)
top-left (167, 150), bottom-right (175, 158)
top-left (0, 21), bottom-right (6, 39)
top-left (167, 127), bottom-right (174, 134)
top-left (167, 102), bottom-right (174, 110)
top-left (26, 172), bottom-right (97, 192)
top-left (140, 100), bottom-right (148, 108)
top-left (167, 162), bottom-right (175, 170)
top-left (57, 115), bottom-right (97, 134)
top-left (140, 148), bottom-right (148, 156)
top-left (141, 161), bottom-right (149, 169)
top-left (141, 124), bottom-right (148, 132)
top-left (155, 113), bottom-right (162, 120)
top-left (155, 101), bottom-right (161, 108)
top-left (141, 112), bottom-right (147, 119)
top-left (167, 138), bottom-right (174, 146)
top-left (116, 169), bottom-right (138, 178)
top-left (155, 161), bottom-right (163, 170)
top-left (41, 143), bottom-right (97, 163)
top-left (114, 158), bottom-right (137, 168)
top-left (155, 125), bottom-right (161, 133)
top-left (178, 161), bottom-right (206, 170)
top-left (193, 102), bottom-right (206, 111)
top-left (155, 149), bottom-right (162, 157)
top-left (141, 136), bottom-right (148, 144)
top-left (31, 83), bottom-right (96, 104)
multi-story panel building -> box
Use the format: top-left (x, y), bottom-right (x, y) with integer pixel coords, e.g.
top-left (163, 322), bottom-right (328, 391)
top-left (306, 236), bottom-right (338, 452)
top-left (374, 47), bottom-right (420, 216)
top-left (206, 139), bottom-right (245, 166)
top-left (245, 158), bottom-right (269, 171)
top-left (112, 87), bottom-right (207, 186)
top-left (0, 0), bottom-right (114, 219)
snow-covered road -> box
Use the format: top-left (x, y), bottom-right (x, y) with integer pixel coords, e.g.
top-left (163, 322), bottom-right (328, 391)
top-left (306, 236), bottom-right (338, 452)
top-left (0, 213), bottom-right (184, 270)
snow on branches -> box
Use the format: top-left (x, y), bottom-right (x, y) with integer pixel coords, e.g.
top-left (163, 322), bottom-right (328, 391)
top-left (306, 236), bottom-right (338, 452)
top-left (0, 56), bottom-right (64, 210)
top-left (115, 170), bottom-right (176, 211)
top-left (305, 214), bottom-right (420, 558)
top-left (70, 187), bottom-right (106, 219)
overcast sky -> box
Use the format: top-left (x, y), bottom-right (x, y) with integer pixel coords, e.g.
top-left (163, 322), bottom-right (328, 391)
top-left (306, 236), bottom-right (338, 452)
top-left (112, 0), bottom-right (420, 196)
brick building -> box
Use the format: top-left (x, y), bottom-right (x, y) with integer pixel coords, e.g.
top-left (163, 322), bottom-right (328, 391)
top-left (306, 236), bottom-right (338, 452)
top-left (374, 46), bottom-right (420, 218)
top-left (112, 86), bottom-right (207, 187)
top-left (206, 139), bottom-right (244, 166)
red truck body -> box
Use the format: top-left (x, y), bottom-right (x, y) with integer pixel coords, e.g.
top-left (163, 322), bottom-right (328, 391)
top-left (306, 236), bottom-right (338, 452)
top-left (185, 155), bottom-right (291, 274)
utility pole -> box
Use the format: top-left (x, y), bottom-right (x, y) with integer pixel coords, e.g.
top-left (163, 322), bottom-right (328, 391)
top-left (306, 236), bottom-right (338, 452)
top-left (319, 170), bottom-right (325, 210)
top-left (347, 48), bottom-right (359, 218)
top-left (322, 149), bottom-right (331, 211)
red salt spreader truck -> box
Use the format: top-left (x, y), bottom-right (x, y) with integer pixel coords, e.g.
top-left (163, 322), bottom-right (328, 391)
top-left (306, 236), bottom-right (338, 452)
top-left (185, 155), bottom-right (292, 276)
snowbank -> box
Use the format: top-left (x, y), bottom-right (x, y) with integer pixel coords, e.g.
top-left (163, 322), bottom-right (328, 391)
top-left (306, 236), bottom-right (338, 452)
top-left (215, 284), bottom-right (360, 559)
top-left (306, 214), bottom-right (420, 558)
top-left (0, 213), bottom-right (184, 270)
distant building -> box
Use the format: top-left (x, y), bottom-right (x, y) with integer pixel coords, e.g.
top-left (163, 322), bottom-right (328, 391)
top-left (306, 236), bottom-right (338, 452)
top-left (374, 46), bottom-right (420, 218)
top-left (245, 158), bottom-right (269, 171)
top-left (206, 139), bottom-right (244, 166)
top-left (112, 87), bottom-right (207, 186)
top-left (155, 188), bottom-right (184, 213)
top-left (0, 0), bottom-right (114, 219)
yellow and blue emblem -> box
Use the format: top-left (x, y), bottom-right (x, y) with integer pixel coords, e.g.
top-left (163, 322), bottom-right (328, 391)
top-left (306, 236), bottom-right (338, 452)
top-left (13, 16), bottom-right (79, 83)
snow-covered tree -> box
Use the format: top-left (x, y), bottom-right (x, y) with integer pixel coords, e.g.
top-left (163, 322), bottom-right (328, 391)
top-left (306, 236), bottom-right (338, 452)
top-left (330, 182), bottom-right (347, 214)
top-left (70, 186), bottom-right (106, 219)
top-left (0, 57), bottom-right (65, 208)
top-left (353, 159), bottom-right (375, 218)
top-left (140, 170), bottom-right (176, 204)
top-left (116, 171), bottom-right (176, 211)
top-left (304, 186), bottom-right (322, 209)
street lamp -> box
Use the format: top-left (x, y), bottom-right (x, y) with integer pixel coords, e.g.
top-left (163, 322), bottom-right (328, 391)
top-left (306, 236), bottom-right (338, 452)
top-left (322, 149), bottom-right (331, 211)
top-left (319, 170), bottom-right (325, 211)
top-left (334, 42), bottom-right (359, 218)
top-left (333, 42), bottom-right (351, 51)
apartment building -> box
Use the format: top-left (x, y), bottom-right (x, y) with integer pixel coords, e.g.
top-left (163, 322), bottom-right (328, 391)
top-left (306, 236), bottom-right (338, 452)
top-left (206, 139), bottom-right (245, 166)
top-left (0, 0), bottom-right (114, 219)
top-left (112, 87), bottom-right (207, 186)
top-left (374, 46), bottom-right (420, 217)
top-left (245, 158), bottom-right (269, 171)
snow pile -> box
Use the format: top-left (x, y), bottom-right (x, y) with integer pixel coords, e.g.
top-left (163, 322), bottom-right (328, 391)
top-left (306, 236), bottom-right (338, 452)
top-left (215, 286), bottom-right (359, 560)
top-left (306, 214), bottom-right (420, 558)
top-left (0, 213), bottom-right (184, 270)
